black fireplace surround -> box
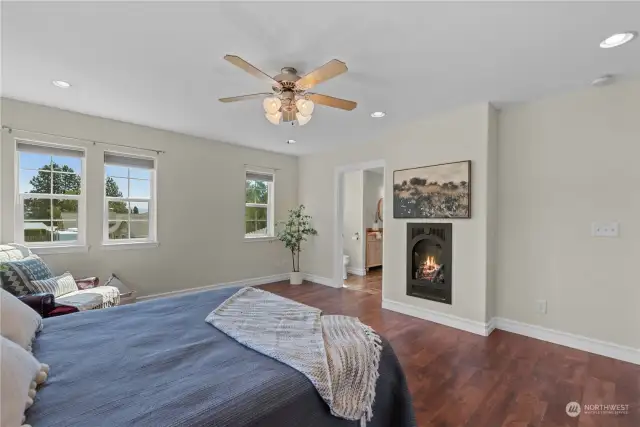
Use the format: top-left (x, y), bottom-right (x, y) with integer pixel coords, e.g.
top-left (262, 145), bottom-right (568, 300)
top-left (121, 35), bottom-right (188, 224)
top-left (406, 223), bottom-right (452, 304)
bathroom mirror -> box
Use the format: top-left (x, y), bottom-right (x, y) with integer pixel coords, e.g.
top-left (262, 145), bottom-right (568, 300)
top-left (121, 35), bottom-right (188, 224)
top-left (377, 198), bottom-right (383, 222)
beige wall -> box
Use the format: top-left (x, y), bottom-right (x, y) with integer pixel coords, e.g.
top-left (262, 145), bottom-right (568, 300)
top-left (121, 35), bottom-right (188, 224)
top-left (299, 104), bottom-right (495, 323)
top-left (342, 170), bottom-right (364, 271)
top-left (1, 98), bottom-right (298, 297)
top-left (485, 105), bottom-right (499, 320)
top-left (497, 78), bottom-right (640, 348)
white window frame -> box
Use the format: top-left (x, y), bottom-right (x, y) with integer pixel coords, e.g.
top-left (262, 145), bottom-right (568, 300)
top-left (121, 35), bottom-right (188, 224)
top-left (102, 151), bottom-right (157, 249)
top-left (244, 168), bottom-right (275, 241)
top-left (13, 138), bottom-right (88, 253)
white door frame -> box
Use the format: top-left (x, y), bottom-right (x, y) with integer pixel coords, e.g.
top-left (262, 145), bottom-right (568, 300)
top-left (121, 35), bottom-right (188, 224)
top-left (333, 159), bottom-right (386, 289)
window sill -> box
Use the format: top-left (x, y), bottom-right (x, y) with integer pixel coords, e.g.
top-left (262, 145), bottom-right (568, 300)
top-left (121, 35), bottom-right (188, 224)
top-left (29, 245), bottom-right (89, 255)
top-left (101, 241), bottom-right (159, 251)
top-left (244, 236), bottom-right (277, 243)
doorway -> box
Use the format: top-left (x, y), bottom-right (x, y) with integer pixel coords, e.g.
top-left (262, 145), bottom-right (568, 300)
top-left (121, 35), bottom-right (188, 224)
top-left (334, 160), bottom-right (385, 295)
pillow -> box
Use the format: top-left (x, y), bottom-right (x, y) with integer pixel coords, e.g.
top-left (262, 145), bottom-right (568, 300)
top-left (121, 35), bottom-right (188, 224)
top-left (0, 288), bottom-right (43, 351)
top-left (29, 272), bottom-right (79, 298)
top-left (1, 255), bottom-right (54, 297)
top-left (0, 336), bottom-right (49, 427)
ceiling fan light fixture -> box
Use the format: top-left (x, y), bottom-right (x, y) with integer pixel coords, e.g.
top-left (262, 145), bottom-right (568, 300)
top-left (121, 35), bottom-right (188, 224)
top-left (600, 31), bottom-right (636, 48)
top-left (296, 99), bottom-right (315, 117)
top-left (296, 112), bottom-right (312, 126)
top-left (52, 80), bottom-right (71, 88)
top-left (263, 97), bottom-right (282, 115)
top-left (265, 111), bottom-right (282, 125)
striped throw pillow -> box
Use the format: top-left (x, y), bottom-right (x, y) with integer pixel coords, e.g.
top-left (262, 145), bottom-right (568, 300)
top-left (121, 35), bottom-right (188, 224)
top-left (29, 272), bottom-right (78, 297)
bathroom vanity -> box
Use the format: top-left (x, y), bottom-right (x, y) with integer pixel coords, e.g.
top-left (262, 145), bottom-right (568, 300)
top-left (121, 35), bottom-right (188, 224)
top-left (365, 228), bottom-right (383, 271)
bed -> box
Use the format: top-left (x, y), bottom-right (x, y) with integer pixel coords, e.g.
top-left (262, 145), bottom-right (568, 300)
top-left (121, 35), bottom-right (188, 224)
top-left (28, 287), bottom-right (416, 427)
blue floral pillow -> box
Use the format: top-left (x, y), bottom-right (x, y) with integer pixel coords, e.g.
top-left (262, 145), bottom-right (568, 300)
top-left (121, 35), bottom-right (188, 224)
top-left (0, 255), bottom-right (54, 297)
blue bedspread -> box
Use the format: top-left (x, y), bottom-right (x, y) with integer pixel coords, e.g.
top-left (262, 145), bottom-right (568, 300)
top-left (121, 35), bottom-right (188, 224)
top-left (28, 287), bottom-right (415, 427)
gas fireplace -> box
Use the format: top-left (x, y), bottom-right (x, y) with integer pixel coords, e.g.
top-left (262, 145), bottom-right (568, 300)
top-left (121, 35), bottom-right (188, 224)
top-left (406, 223), bottom-right (452, 304)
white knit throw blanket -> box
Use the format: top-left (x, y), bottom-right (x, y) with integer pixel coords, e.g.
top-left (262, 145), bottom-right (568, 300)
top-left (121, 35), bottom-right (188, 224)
top-left (205, 287), bottom-right (382, 426)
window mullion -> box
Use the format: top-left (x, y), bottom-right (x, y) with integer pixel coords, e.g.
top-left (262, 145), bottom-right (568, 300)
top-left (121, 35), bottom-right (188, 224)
top-left (50, 198), bottom-right (53, 242)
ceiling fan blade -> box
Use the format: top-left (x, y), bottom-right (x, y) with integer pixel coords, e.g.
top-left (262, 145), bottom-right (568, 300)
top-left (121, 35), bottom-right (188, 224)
top-left (307, 93), bottom-right (357, 111)
top-left (295, 59), bottom-right (348, 90)
top-left (283, 109), bottom-right (296, 122)
top-left (224, 55), bottom-right (281, 88)
top-left (219, 93), bottom-right (273, 103)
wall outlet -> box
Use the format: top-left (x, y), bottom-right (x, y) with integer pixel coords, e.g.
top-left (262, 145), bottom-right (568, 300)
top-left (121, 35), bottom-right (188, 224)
top-left (535, 299), bottom-right (547, 314)
top-left (591, 221), bottom-right (619, 237)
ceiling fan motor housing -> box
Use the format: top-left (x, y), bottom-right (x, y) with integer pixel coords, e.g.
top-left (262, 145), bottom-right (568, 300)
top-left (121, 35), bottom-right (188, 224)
top-left (273, 67), bottom-right (300, 92)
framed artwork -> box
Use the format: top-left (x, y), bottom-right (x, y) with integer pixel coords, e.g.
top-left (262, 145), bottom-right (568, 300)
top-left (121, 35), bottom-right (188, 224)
top-left (393, 160), bottom-right (471, 218)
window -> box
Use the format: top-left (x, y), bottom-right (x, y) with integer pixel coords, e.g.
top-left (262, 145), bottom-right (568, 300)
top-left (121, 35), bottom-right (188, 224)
top-left (104, 153), bottom-right (156, 244)
top-left (245, 170), bottom-right (274, 238)
top-left (16, 141), bottom-right (86, 247)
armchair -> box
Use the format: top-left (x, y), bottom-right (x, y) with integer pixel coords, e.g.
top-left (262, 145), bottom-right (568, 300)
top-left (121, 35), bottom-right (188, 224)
top-left (1, 244), bottom-right (120, 315)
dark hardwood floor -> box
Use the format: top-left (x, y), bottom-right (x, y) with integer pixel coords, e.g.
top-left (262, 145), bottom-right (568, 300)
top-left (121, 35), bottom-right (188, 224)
top-left (259, 281), bottom-right (640, 427)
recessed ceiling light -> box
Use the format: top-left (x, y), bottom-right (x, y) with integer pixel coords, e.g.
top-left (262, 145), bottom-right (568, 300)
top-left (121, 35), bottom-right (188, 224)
top-left (370, 111), bottom-right (386, 118)
top-left (599, 31), bottom-right (636, 48)
top-left (52, 80), bottom-right (71, 88)
top-left (287, 139), bottom-right (296, 144)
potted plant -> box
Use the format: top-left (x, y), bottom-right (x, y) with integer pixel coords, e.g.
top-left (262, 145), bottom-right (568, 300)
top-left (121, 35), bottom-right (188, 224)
top-left (277, 205), bottom-right (318, 285)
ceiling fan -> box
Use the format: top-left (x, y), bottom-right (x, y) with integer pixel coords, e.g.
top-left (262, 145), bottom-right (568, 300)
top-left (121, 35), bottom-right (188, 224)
top-left (219, 55), bottom-right (357, 126)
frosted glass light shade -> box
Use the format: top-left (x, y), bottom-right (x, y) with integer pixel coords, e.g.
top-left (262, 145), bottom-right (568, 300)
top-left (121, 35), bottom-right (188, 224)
top-left (265, 111), bottom-right (282, 125)
top-left (296, 113), bottom-right (311, 126)
top-left (295, 99), bottom-right (314, 117)
top-left (263, 97), bottom-right (282, 115)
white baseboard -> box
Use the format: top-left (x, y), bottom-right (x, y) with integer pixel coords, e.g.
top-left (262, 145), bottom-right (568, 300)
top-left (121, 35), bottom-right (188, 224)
top-left (382, 298), bottom-right (491, 336)
top-left (137, 273), bottom-right (290, 301)
top-left (347, 267), bottom-right (366, 276)
top-left (493, 317), bottom-right (640, 365)
top-left (485, 317), bottom-right (497, 336)
top-left (302, 273), bottom-right (341, 288)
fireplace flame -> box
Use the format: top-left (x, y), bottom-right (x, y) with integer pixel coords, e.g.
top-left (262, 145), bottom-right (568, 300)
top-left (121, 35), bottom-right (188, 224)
top-left (424, 256), bottom-right (437, 270)
top-left (418, 255), bottom-right (441, 280)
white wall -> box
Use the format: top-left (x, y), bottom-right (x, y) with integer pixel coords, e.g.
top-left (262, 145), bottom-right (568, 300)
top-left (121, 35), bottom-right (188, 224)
top-left (497, 78), bottom-right (640, 348)
top-left (342, 170), bottom-right (363, 272)
top-left (1, 98), bottom-right (298, 297)
top-left (363, 170), bottom-right (384, 230)
top-left (299, 104), bottom-right (495, 323)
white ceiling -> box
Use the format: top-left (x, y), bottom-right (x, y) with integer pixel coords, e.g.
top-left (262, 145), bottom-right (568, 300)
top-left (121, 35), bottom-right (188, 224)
top-left (2, 2), bottom-right (639, 155)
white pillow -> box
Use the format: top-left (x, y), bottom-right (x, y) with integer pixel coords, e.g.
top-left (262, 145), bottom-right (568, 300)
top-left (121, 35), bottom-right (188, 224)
top-left (0, 288), bottom-right (43, 351)
top-left (0, 336), bottom-right (49, 427)
top-left (29, 272), bottom-right (78, 298)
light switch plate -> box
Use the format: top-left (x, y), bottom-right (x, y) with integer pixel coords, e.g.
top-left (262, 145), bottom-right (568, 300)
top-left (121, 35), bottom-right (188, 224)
top-left (591, 222), bottom-right (619, 237)
top-left (535, 299), bottom-right (547, 314)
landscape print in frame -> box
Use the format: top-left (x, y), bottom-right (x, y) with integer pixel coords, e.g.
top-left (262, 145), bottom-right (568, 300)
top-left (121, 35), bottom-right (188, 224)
top-left (393, 161), bottom-right (471, 218)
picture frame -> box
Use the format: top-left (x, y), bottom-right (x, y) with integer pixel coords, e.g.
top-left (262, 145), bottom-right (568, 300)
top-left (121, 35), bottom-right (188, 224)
top-left (393, 160), bottom-right (471, 218)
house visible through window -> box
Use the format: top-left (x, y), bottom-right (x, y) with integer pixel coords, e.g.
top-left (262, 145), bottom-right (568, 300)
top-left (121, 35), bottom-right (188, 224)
top-left (16, 141), bottom-right (86, 246)
top-left (245, 170), bottom-right (274, 238)
top-left (104, 153), bottom-right (156, 243)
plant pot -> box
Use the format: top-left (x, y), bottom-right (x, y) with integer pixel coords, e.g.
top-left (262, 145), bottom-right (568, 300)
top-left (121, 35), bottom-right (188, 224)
top-left (372, 222), bottom-right (380, 231)
top-left (290, 272), bottom-right (303, 285)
